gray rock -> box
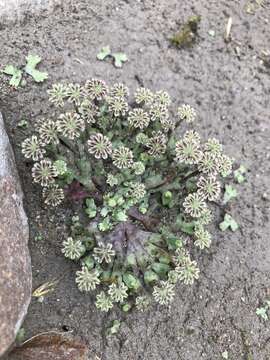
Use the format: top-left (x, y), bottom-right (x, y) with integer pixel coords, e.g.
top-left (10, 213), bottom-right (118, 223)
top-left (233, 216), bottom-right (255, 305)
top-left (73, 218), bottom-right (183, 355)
top-left (0, 113), bottom-right (32, 357)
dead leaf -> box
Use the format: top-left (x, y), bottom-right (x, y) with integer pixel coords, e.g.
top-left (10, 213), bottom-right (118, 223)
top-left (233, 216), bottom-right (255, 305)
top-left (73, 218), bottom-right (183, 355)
top-left (224, 17), bottom-right (232, 43)
top-left (32, 279), bottom-right (59, 298)
top-left (170, 15), bottom-right (201, 49)
top-left (245, 0), bottom-right (266, 14)
top-left (7, 332), bottom-right (89, 360)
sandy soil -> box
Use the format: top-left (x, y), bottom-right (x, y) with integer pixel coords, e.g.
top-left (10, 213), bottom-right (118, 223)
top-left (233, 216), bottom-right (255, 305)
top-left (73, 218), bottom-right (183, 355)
top-left (1, 1), bottom-right (270, 359)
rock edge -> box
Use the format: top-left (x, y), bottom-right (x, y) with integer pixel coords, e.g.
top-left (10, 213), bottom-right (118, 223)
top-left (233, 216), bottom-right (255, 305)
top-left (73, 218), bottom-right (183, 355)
top-left (0, 112), bottom-right (32, 357)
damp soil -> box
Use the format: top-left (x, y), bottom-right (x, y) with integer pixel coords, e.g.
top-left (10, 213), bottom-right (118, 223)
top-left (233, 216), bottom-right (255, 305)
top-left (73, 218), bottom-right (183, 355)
top-left (1, 1), bottom-right (270, 359)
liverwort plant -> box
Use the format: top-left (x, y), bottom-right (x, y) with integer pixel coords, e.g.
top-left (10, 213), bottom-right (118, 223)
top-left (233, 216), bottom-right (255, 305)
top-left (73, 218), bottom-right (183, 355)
top-left (21, 79), bottom-right (234, 312)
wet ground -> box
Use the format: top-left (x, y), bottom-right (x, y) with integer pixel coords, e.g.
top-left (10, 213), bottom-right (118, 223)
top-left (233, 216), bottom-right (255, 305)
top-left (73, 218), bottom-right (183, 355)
top-left (1, 1), bottom-right (270, 359)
